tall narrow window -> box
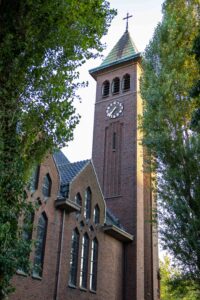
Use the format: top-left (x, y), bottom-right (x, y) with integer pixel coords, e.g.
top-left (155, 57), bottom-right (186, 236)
top-left (22, 211), bottom-right (34, 242)
top-left (80, 233), bottom-right (89, 289)
top-left (112, 132), bottom-right (116, 150)
top-left (90, 238), bottom-right (98, 291)
top-left (84, 188), bottom-right (91, 220)
top-left (33, 213), bottom-right (48, 277)
top-left (102, 80), bottom-right (110, 97)
top-left (42, 174), bottom-right (51, 197)
top-left (94, 205), bottom-right (100, 224)
top-left (75, 193), bottom-right (82, 206)
top-left (19, 211), bottom-right (34, 273)
top-left (28, 165), bottom-right (40, 192)
top-left (69, 228), bottom-right (80, 286)
top-left (122, 74), bottom-right (130, 91)
top-left (112, 77), bottom-right (120, 94)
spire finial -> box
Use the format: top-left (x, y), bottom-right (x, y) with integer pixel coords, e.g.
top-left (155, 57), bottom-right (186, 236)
top-left (123, 13), bottom-right (133, 32)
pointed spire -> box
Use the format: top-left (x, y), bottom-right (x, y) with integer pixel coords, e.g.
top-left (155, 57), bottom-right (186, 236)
top-left (100, 31), bottom-right (139, 68)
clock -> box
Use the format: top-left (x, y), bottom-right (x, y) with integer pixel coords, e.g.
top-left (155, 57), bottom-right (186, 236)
top-left (106, 101), bottom-right (123, 119)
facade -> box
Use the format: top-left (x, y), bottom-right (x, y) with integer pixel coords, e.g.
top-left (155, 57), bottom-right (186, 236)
top-left (10, 29), bottom-right (159, 300)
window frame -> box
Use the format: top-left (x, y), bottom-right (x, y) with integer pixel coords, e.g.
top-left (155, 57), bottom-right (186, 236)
top-left (42, 173), bottom-right (52, 198)
top-left (80, 233), bottom-right (89, 289)
top-left (84, 188), bottom-right (91, 220)
top-left (93, 204), bottom-right (100, 224)
top-left (112, 77), bottom-right (120, 94)
top-left (122, 73), bottom-right (130, 92)
top-left (33, 213), bottom-right (48, 278)
top-left (69, 228), bottom-right (80, 286)
top-left (102, 80), bottom-right (110, 97)
top-left (89, 238), bottom-right (98, 291)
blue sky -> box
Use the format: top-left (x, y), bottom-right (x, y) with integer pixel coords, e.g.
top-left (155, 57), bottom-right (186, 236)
top-left (63, 0), bottom-right (164, 162)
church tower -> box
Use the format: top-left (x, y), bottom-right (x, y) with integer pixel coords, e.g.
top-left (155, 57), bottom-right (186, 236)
top-left (90, 20), bottom-right (159, 300)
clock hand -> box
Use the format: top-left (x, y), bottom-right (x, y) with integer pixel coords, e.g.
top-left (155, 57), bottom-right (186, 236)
top-left (109, 106), bottom-right (117, 117)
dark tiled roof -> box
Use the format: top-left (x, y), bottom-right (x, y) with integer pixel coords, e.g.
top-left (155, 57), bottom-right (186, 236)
top-left (53, 150), bottom-right (70, 166)
top-left (53, 151), bottom-right (89, 198)
top-left (106, 208), bottom-right (124, 230)
top-left (57, 160), bottom-right (89, 185)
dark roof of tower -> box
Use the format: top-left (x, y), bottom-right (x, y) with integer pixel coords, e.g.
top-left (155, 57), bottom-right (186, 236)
top-left (89, 31), bottom-right (141, 76)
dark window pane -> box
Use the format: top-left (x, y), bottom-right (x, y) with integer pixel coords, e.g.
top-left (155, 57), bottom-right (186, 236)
top-left (112, 77), bottom-right (120, 94)
top-left (33, 213), bottom-right (48, 277)
top-left (69, 229), bottom-right (79, 286)
top-left (102, 81), bottom-right (110, 97)
top-left (123, 74), bottom-right (130, 91)
top-left (28, 166), bottom-right (40, 191)
top-left (84, 188), bottom-right (91, 220)
top-left (90, 239), bottom-right (98, 291)
top-left (42, 174), bottom-right (51, 197)
top-left (80, 234), bottom-right (89, 288)
top-left (94, 205), bottom-right (100, 224)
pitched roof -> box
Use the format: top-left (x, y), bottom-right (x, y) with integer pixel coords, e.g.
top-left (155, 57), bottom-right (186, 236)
top-left (101, 31), bottom-right (138, 68)
top-left (53, 151), bottom-right (89, 197)
top-left (90, 31), bottom-right (140, 76)
top-left (57, 160), bottom-right (89, 185)
top-left (53, 150), bottom-right (70, 166)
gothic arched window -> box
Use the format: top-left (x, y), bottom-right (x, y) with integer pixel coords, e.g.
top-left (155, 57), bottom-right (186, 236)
top-left (75, 192), bottom-right (82, 206)
top-left (112, 77), bottom-right (120, 94)
top-left (89, 238), bottom-right (98, 291)
top-left (28, 165), bottom-right (40, 192)
top-left (33, 213), bottom-right (48, 277)
top-left (69, 228), bottom-right (80, 286)
top-left (94, 204), bottom-right (100, 224)
top-left (84, 187), bottom-right (91, 220)
top-left (122, 74), bottom-right (130, 91)
top-left (102, 80), bottom-right (110, 97)
top-left (42, 174), bottom-right (52, 197)
top-left (80, 233), bottom-right (89, 288)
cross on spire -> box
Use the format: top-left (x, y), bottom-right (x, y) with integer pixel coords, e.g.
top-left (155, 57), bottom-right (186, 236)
top-left (123, 13), bottom-right (133, 32)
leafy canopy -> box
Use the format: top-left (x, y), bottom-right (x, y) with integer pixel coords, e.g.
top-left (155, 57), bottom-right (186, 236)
top-left (141, 0), bottom-right (200, 282)
top-left (0, 1), bottom-right (116, 298)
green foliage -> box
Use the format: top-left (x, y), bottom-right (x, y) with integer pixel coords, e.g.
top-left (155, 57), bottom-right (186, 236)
top-left (0, 0), bottom-right (116, 298)
top-left (160, 256), bottom-right (200, 300)
top-left (141, 0), bottom-right (200, 283)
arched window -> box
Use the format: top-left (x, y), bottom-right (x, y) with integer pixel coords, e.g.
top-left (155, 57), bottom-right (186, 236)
top-left (69, 228), bottom-right (80, 286)
top-left (112, 77), bottom-right (120, 94)
top-left (122, 74), bottom-right (130, 91)
top-left (80, 233), bottom-right (89, 288)
top-left (94, 205), bottom-right (100, 224)
top-left (28, 165), bottom-right (40, 192)
top-left (75, 193), bottom-right (82, 206)
top-left (22, 211), bottom-right (34, 242)
top-left (33, 213), bottom-right (48, 277)
top-left (102, 80), bottom-right (110, 97)
top-left (42, 174), bottom-right (51, 197)
top-left (90, 238), bottom-right (98, 291)
top-left (84, 187), bottom-right (91, 220)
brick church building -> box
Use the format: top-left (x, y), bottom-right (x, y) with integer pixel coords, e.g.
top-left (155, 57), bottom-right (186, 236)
top-left (10, 27), bottom-right (159, 300)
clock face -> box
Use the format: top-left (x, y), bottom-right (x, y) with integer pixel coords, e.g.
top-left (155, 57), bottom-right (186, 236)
top-left (106, 101), bottom-right (123, 119)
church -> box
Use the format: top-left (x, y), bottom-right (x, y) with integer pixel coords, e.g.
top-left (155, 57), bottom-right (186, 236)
top-left (10, 20), bottom-right (159, 300)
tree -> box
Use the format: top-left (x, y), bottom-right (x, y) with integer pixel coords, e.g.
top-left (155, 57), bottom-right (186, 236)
top-left (141, 0), bottom-right (200, 284)
top-left (0, 1), bottom-right (116, 298)
top-left (160, 256), bottom-right (200, 300)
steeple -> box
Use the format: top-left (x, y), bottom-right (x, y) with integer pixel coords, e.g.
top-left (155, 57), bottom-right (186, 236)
top-left (90, 31), bottom-right (140, 78)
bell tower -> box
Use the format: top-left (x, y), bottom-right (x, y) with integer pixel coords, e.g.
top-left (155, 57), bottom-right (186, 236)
top-left (90, 23), bottom-right (158, 300)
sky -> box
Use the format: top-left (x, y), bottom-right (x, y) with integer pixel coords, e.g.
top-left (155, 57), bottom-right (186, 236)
top-left (63, 0), bottom-right (164, 162)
